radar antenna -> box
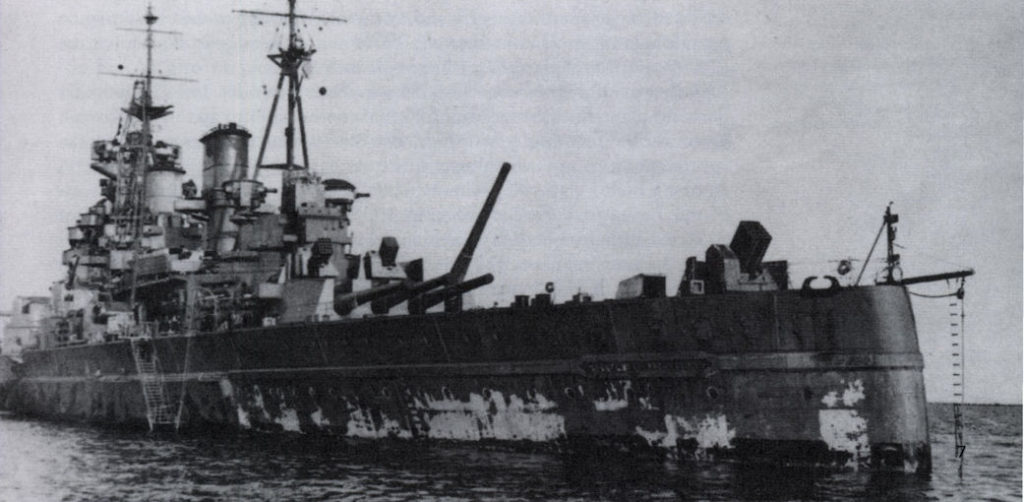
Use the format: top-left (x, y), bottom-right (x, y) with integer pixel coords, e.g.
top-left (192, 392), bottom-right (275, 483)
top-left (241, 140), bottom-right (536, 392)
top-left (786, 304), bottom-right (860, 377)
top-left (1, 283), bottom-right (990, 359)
top-left (235, 1), bottom-right (347, 179)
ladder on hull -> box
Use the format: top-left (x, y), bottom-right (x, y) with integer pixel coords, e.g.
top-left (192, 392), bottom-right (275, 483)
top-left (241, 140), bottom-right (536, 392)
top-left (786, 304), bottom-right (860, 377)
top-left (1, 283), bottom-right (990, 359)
top-left (130, 338), bottom-right (175, 431)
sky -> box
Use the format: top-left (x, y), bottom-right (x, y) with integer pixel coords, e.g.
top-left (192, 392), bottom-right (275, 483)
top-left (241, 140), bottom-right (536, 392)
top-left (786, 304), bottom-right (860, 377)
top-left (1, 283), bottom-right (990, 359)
top-left (0, 1), bottom-right (1020, 403)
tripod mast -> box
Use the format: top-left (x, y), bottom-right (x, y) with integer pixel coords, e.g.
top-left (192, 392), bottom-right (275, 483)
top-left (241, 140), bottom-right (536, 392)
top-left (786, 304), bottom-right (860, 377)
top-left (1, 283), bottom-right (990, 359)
top-left (235, 1), bottom-right (346, 180)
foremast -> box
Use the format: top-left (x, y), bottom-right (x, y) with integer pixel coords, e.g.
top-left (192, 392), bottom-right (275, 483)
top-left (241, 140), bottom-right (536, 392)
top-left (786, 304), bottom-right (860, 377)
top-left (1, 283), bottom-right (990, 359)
top-left (122, 5), bottom-right (174, 306)
top-left (66, 4), bottom-right (193, 342)
top-left (90, 5), bottom-right (192, 300)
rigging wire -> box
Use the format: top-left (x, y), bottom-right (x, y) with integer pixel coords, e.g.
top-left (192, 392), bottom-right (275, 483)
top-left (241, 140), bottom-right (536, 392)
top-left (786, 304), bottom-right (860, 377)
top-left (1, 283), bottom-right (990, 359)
top-left (855, 220), bottom-right (886, 286)
top-left (894, 243), bottom-right (970, 271)
top-left (174, 330), bottom-right (193, 431)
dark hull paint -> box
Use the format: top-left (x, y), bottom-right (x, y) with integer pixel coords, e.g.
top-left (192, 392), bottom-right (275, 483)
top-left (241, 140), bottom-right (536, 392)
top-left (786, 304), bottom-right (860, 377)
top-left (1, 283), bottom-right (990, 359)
top-left (4, 285), bottom-right (930, 472)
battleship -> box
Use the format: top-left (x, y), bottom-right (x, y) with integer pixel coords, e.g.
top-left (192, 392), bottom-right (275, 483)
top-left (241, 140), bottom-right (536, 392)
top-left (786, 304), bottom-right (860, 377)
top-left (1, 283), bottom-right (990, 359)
top-left (0, 3), bottom-right (974, 473)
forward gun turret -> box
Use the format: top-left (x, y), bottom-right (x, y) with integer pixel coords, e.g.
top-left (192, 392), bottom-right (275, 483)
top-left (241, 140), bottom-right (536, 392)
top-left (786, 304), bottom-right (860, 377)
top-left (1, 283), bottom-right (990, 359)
top-left (370, 273), bottom-right (451, 314)
top-left (372, 163), bottom-right (510, 316)
top-left (334, 281), bottom-right (406, 316)
top-left (408, 273), bottom-right (494, 315)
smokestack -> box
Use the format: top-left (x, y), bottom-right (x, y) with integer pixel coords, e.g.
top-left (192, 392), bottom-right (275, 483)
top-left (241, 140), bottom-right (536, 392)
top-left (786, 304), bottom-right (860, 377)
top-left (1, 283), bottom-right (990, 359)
top-left (200, 123), bottom-right (252, 254)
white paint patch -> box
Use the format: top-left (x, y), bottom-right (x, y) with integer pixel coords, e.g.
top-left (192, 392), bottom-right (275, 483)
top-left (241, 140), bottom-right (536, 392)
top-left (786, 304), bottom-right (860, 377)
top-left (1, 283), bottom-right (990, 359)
top-left (637, 415), bottom-right (687, 448)
top-left (277, 408), bottom-right (301, 432)
top-left (635, 425), bottom-right (667, 445)
top-left (818, 379), bottom-right (869, 468)
top-left (695, 415), bottom-right (736, 449)
top-left (235, 385), bottom-right (276, 429)
top-left (635, 414), bottom-right (735, 451)
top-left (310, 407), bottom-right (329, 428)
top-left (418, 394), bottom-right (484, 441)
top-left (221, 379), bottom-right (252, 429)
top-left (821, 379), bottom-right (865, 408)
top-left (415, 389), bottom-right (565, 442)
top-left (231, 384), bottom-right (564, 443)
top-left (638, 397), bottom-right (658, 411)
top-left (250, 386), bottom-right (272, 422)
top-left (237, 406), bottom-right (251, 429)
top-left (819, 409), bottom-right (869, 466)
top-left (266, 388), bottom-right (303, 432)
top-left (218, 378), bottom-right (234, 398)
top-left (821, 391), bottom-right (839, 408)
top-left (344, 406), bottom-right (411, 439)
top-left (594, 399), bottom-right (628, 411)
top-left (840, 380), bottom-right (865, 407)
top-left (346, 408), bottom-right (380, 438)
top-left (660, 415), bottom-right (691, 449)
top-left (593, 381), bottom-right (631, 412)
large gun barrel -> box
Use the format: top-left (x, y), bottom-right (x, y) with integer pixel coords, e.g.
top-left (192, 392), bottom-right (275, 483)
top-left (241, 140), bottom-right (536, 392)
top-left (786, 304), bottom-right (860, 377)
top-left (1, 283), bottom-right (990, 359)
top-left (441, 163), bottom-right (509, 313)
top-left (334, 280), bottom-right (406, 316)
top-left (369, 273), bottom-right (451, 314)
top-left (450, 163), bottom-right (510, 283)
top-left (409, 273), bottom-right (494, 315)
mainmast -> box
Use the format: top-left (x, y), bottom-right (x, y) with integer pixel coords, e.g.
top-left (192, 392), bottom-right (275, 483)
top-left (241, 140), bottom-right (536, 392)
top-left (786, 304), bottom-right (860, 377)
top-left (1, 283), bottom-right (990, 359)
top-left (235, 0), bottom-right (345, 179)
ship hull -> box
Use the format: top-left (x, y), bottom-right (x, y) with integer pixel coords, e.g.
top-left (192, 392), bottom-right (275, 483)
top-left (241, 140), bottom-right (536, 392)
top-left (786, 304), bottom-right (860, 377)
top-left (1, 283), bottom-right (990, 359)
top-left (4, 285), bottom-right (930, 473)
